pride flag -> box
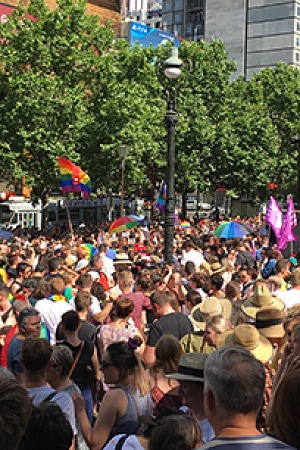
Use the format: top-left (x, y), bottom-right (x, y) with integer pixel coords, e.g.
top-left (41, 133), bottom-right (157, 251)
top-left (277, 195), bottom-right (298, 251)
top-left (265, 196), bottom-right (282, 239)
top-left (156, 181), bottom-right (166, 212)
top-left (57, 157), bottom-right (92, 200)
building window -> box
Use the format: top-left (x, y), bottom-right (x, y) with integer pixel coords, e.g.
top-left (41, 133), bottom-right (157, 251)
top-left (296, 36), bottom-right (300, 47)
top-left (296, 52), bottom-right (300, 62)
top-left (297, 21), bottom-right (300, 31)
top-left (164, 1), bottom-right (172, 11)
top-left (174, 12), bottom-right (182, 23)
top-left (164, 13), bottom-right (172, 24)
top-left (175, 0), bottom-right (183, 9)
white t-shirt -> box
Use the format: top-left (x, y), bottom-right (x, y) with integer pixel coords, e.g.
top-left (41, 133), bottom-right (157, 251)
top-left (35, 299), bottom-right (72, 345)
top-left (181, 249), bottom-right (205, 269)
top-left (278, 288), bottom-right (300, 308)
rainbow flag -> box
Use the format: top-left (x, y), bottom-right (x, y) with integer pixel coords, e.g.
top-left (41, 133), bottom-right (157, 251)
top-left (57, 157), bottom-right (92, 200)
top-left (156, 181), bottom-right (166, 212)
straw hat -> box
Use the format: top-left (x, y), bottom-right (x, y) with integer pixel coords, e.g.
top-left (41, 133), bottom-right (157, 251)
top-left (255, 306), bottom-right (285, 339)
top-left (216, 323), bottom-right (273, 364)
top-left (191, 297), bottom-right (221, 330)
top-left (113, 253), bottom-right (133, 265)
top-left (241, 284), bottom-right (284, 319)
top-left (166, 352), bottom-right (208, 382)
top-left (190, 297), bottom-right (232, 329)
top-left (65, 254), bottom-right (78, 268)
top-left (199, 261), bottom-right (211, 273)
top-left (210, 262), bottom-right (225, 275)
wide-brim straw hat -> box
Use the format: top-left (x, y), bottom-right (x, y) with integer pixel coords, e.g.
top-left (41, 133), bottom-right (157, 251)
top-left (255, 306), bottom-right (285, 339)
top-left (216, 323), bottom-right (273, 364)
top-left (113, 253), bottom-right (133, 265)
top-left (210, 262), bottom-right (226, 275)
top-left (191, 297), bottom-right (221, 330)
top-left (166, 352), bottom-right (208, 382)
top-left (241, 284), bottom-right (284, 319)
top-left (191, 297), bottom-right (232, 329)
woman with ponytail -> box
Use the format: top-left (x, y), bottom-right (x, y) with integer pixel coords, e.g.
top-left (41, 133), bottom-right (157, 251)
top-left (73, 336), bottom-right (152, 450)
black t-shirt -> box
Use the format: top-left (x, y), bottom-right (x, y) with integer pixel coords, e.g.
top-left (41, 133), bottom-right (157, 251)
top-left (79, 321), bottom-right (97, 344)
top-left (56, 319), bottom-right (96, 344)
top-left (59, 340), bottom-right (94, 391)
top-left (147, 312), bottom-right (193, 347)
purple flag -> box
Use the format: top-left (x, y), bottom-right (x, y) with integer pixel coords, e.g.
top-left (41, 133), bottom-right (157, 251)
top-left (277, 196), bottom-right (298, 251)
top-left (265, 197), bottom-right (282, 239)
top-left (287, 195), bottom-right (297, 228)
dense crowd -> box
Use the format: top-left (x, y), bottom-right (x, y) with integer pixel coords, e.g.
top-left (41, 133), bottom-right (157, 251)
top-left (0, 216), bottom-right (299, 450)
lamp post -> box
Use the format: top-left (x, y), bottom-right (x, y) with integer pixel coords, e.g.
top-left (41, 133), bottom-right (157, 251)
top-left (118, 145), bottom-right (130, 217)
top-left (162, 47), bottom-right (183, 264)
top-left (291, 136), bottom-right (300, 204)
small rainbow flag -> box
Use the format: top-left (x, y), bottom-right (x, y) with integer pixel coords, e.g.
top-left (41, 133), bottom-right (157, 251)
top-left (156, 181), bottom-right (166, 212)
top-left (57, 157), bottom-right (92, 200)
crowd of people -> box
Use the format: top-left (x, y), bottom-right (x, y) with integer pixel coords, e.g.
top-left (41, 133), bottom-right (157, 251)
top-left (0, 215), bottom-right (300, 450)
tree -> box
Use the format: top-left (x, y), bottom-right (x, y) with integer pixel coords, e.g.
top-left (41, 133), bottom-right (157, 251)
top-left (246, 63), bottom-right (300, 198)
top-left (0, 0), bottom-right (115, 209)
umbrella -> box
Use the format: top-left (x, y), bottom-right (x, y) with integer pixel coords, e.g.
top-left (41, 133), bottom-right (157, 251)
top-left (181, 220), bottom-right (191, 229)
top-left (235, 221), bottom-right (255, 234)
top-left (108, 215), bottom-right (144, 234)
top-left (213, 221), bottom-right (252, 239)
top-left (0, 229), bottom-right (13, 240)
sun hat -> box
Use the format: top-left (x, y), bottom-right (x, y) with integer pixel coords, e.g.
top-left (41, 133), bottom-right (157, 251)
top-left (166, 352), bottom-right (208, 382)
top-left (210, 262), bottom-right (225, 275)
top-left (74, 258), bottom-right (89, 272)
top-left (255, 306), bottom-right (285, 339)
top-left (216, 323), bottom-right (273, 364)
top-left (199, 261), bottom-right (211, 273)
top-left (113, 253), bottom-right (133, 265)
top-left (191, 298), bottom-right (222, 330)
top-left (241, 284), bottom-right (284, 319)
top-left (65, 254), bottom-right (78, 268)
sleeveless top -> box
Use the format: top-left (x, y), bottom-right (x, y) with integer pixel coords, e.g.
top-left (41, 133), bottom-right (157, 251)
top-left (109, 388), bottom-right (140, 439)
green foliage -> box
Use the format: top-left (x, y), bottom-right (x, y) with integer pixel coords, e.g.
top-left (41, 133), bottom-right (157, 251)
top-left (0, 0), bottom-right (300, 208)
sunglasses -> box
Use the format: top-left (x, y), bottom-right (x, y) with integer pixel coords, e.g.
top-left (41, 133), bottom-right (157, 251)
top-left (100, 360), bottom-right (115, 370)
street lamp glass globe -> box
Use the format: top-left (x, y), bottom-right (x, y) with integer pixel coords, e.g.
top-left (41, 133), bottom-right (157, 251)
top-left (164, 67), bottom-right (181, 79)
top-left (163, 46), bottom-right (182, 80)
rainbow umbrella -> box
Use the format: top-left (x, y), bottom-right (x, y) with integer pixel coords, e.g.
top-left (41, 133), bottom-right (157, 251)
top-left (108, 215), bottom-right (144, 234)
top-left (213, 221), bottom-right (252, 239)
top-left (181, 220), bottom-right (191, 229)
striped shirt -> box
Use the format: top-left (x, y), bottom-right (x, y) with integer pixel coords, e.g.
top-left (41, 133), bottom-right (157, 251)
top-left (198, 435), bottom-right (295, 450)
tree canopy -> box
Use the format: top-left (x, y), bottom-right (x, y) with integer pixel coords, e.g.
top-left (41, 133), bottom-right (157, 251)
top-left (0, 0), bottom-right (300, 208)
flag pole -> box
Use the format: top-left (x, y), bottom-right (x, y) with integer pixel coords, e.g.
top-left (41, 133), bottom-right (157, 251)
top-left (64, 197), bottom-right (74, 237)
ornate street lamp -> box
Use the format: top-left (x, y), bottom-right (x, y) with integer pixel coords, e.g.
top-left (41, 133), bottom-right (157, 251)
top-left (118, 145), bottom-right (130, 217)
top-left (162, 47), bottom-right (183, 264)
